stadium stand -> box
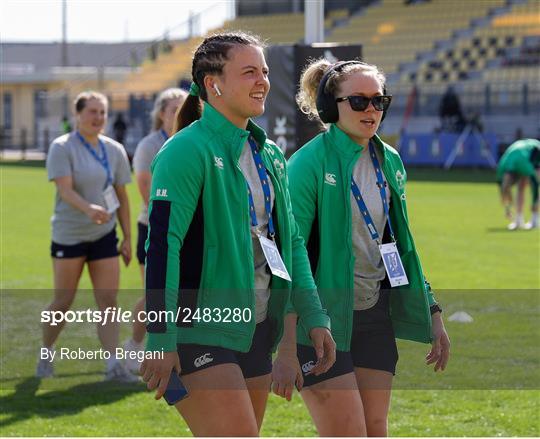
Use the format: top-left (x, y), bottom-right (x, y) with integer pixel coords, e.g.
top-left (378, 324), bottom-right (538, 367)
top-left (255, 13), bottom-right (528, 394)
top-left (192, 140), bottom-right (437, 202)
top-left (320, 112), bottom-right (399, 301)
top-left (410, 0), bottom-right (540, 84)
top-left (106, 10), bottom-right (350, 98)
top-left (106, 37), bottom-right (203, 98)
top-left (2, 0), bottom-right (537, 151)
top-left (328, 0), bottom-right (510, 78)
top-left (107, 0), bottom-right (538, 104)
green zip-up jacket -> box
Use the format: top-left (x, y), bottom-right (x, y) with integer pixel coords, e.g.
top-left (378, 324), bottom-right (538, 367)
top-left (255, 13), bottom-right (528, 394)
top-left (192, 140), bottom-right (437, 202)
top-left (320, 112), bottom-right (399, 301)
top-left (144, 103), bottom-right (330, 353)
top-left (496, 138), bottom-right (540, 203)
top-left (288, 124), bottom-right (437, 351)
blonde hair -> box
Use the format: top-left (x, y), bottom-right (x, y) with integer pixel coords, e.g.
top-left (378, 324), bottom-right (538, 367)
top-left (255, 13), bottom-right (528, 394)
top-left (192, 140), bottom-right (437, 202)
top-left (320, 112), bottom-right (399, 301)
top-left (296, 58), bottom-right (386, 122)
top-left (151, 88), bottom-right (188, 130)
top-left (73, 91), bottom-right (108, 114)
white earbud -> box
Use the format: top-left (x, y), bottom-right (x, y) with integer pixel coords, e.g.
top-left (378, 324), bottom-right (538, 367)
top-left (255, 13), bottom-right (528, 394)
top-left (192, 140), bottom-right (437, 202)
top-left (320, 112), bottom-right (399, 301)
top-left (213, 84), bottom-right (222, 96)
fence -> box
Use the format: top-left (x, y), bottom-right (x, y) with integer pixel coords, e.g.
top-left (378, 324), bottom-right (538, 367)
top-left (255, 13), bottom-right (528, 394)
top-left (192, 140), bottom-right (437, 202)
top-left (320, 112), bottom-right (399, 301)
top-left (390, 81), bottom-right (539, 117)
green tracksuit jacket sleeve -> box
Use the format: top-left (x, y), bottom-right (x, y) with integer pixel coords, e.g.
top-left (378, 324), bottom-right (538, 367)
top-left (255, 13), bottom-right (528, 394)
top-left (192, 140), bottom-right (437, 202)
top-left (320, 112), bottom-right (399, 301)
top-left (144, 139), bottom-right (204, 352)
top-left (284, 152), bottom-right (318, 316)
top-left (282, 157), bottom-right (330, 333)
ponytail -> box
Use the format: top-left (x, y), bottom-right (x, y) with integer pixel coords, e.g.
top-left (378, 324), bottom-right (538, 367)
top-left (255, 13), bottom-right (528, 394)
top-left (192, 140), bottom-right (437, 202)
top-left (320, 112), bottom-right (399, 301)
top-left (296, 59), bottom-right (333, 121)
top-left (173, 94), bottom-right (202, 133)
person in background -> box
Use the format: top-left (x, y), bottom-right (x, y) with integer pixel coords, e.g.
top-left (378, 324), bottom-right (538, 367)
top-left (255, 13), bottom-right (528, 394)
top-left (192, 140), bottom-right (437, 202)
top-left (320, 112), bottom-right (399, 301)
top-left (496, 138), bottom-right (540, 230)
top-left (280, 58), bottom-right (450, 436)
top-left (113, 113), bottom-right (128, 145)
top-left (123, 87), bottom-right (187, 374)
top-left (439, 85), bottom-right (465, 132)
top-left (39, 91), bottom-right (135, 382)
top-left (139, 32), bottom-right (335, 436)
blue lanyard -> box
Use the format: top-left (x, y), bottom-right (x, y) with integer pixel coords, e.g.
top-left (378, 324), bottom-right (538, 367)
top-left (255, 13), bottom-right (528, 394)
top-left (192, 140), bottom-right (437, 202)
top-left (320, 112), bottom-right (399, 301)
top-left (160, 129), bottom-right (169, 142)
top-left (350, 142), bottom-right (395, 243)
top-left (76, 132), bottom-right (112, 187)
top-left (246, 137), bottom-right (275, 238)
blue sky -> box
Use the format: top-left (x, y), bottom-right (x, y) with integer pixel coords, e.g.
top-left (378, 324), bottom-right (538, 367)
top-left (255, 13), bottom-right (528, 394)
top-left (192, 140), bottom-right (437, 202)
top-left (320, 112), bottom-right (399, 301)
top-left (1, 0), bottom-right (233, 43)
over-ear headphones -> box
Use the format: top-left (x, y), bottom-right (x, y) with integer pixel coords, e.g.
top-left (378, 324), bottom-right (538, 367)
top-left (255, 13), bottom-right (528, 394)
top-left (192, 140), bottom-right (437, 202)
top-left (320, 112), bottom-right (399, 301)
top-left (315, 60), bottom-right (389, 124)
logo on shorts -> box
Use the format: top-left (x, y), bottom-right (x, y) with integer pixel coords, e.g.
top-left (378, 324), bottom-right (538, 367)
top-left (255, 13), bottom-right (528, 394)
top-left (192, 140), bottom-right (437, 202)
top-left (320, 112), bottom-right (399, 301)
top-left (301, 360), bottom-right (315, 374)
top-left (324, 173), bottom-right (337, 186)
top-left (214, 156), bottom-right (224, 170)
top-left (56, 250), bottom-right (64, 258)
top-left (194, 353), bottom-right (213, 368)
top-left (156, 188), bottom-right (168, 197)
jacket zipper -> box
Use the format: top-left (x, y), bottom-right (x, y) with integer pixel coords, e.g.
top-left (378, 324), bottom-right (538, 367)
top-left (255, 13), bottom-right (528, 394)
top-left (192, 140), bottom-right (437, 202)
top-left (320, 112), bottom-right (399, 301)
top-left (233, 139), bottom-right (256, 330)
top-left (344, 152), bottom-right (360, 349)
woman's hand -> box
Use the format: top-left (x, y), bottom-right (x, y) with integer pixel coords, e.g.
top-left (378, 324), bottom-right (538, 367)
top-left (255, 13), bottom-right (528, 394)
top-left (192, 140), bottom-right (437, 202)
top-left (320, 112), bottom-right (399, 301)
top-left (140, 351), bottom-right (181, 400)
top-left (426, 312), bottom-right (450, 372)
top-left (308, 327), bottom-right (336, 376)
top-left (85, 203), bottom-right (111, 225)
top-left (119, 238), bottom-right (131, 266)
top-left (272, 349), bottom-right (303, 401)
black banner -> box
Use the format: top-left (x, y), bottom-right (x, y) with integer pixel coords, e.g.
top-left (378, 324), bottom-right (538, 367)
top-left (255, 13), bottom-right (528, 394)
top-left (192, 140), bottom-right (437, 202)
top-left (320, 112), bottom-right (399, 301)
top-left (266, 43), bottom-right (362, 157)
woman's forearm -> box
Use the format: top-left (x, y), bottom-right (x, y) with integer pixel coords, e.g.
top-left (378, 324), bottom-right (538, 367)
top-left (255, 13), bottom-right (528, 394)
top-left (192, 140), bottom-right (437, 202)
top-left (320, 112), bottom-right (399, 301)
top-left (136, 171), bottom-right (152, 207)
top-left (58, 185), bottom-right (92, 215)
top-left (277, 313), bottom-right (298, 356)
top-left (115, 186), bottom-right (131, 240)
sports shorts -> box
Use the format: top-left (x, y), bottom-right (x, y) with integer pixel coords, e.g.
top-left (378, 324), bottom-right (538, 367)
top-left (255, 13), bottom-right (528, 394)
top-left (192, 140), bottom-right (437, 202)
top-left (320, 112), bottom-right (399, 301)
top-left (177, 318), bottom-right (273, 379)
top-left (298, 289), bottom-right (398, 388)
top-left (51, 228), bottom-right (119, 261)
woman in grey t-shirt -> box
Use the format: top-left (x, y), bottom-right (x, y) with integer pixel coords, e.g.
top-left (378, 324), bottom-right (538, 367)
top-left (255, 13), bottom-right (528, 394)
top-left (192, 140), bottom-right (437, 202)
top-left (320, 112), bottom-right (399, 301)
top-left (123, 88), bottom-right (187, 374)
top-left (38, 91), bottom-right (135, 382)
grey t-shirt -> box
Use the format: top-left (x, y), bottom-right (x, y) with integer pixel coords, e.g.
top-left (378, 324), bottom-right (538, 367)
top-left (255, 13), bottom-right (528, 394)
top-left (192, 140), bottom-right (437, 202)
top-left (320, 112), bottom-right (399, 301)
top-left (351, 147), bottom-right (390, 310)
top-left (133, 130), bottom-right (167, 225)
top-left (238, 141), bottom-right (275, 324)
top-left (46, 132), bottom-right (131, 245)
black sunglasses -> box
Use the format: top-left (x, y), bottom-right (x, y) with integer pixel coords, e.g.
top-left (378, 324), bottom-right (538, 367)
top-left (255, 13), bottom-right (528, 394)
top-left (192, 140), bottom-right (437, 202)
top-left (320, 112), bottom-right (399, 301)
top-left (335, 95), bottom-right (392, 112)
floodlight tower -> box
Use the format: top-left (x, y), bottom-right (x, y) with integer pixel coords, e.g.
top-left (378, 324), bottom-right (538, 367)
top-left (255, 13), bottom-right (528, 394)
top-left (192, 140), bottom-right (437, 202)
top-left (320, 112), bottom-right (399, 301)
top-left (61, 0), bottom-right (67, 67)
top-left (61, 0), bottom-right (69, 118)
top-left (305, 0), bottom-right (324, 44)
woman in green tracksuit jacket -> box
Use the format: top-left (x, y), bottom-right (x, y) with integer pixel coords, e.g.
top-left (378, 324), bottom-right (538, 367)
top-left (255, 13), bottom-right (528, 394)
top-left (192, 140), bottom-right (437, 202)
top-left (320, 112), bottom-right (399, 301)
top-left (139, 33), bottom-right (335, 437)
top-left (283, 59), bottom-right (451, 436)
top-left (496, 138), bottom-right (540, 230)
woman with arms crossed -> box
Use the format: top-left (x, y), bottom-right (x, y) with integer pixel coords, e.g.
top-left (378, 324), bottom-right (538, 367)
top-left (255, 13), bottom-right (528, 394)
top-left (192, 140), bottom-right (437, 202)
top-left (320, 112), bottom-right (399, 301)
top-left (140, 33), bottom-right (336, 436)
top-left (282, 59), bottom-right (450, 436)
top-left (38, 91), bottom-right (134, 382)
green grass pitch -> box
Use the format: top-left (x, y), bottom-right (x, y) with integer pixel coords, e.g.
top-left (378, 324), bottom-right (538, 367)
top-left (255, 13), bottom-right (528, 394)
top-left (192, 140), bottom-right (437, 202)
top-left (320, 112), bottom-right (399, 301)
top-left (1, 163), bottom-right (538, 436)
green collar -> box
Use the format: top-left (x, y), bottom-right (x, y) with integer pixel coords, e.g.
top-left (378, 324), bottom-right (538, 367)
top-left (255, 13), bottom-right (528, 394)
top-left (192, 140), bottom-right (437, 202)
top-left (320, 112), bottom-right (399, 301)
top-left (326, 123), bottom-right (386, 160)
top-left (199, 103), bottom-right (267, 151)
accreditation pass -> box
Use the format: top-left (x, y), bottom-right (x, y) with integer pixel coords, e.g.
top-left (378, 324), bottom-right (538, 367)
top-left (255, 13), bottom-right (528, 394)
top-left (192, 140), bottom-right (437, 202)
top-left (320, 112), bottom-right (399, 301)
top-left (379, 242), bottom-right (409, 287)
top-left (103, 185), bottom-right (120, 213)
top-left (258, 235), bottom-right (291, 281)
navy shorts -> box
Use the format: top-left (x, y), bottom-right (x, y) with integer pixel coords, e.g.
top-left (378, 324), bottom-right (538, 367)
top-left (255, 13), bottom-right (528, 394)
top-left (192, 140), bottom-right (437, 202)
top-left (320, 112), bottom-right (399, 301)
top-left (51, 229), bottom-right (119, 261)
top-left (298, 289), bottom-right (398, 388)
top-left (136, 222), bottom-right (148, 265)
top-left (177, 318), bottom-right (273, 379)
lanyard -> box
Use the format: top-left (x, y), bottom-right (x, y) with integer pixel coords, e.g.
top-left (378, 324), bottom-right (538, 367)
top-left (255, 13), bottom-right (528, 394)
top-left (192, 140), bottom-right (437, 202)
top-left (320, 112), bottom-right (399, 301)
top-left (76, 132), bottom-right (112, 187)
top-left (160, 129), bottom-right (169, 142)
top-left (246, 136), bottom-right (275, 238)
top-left (350, 142), bottom-right (395, 243)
